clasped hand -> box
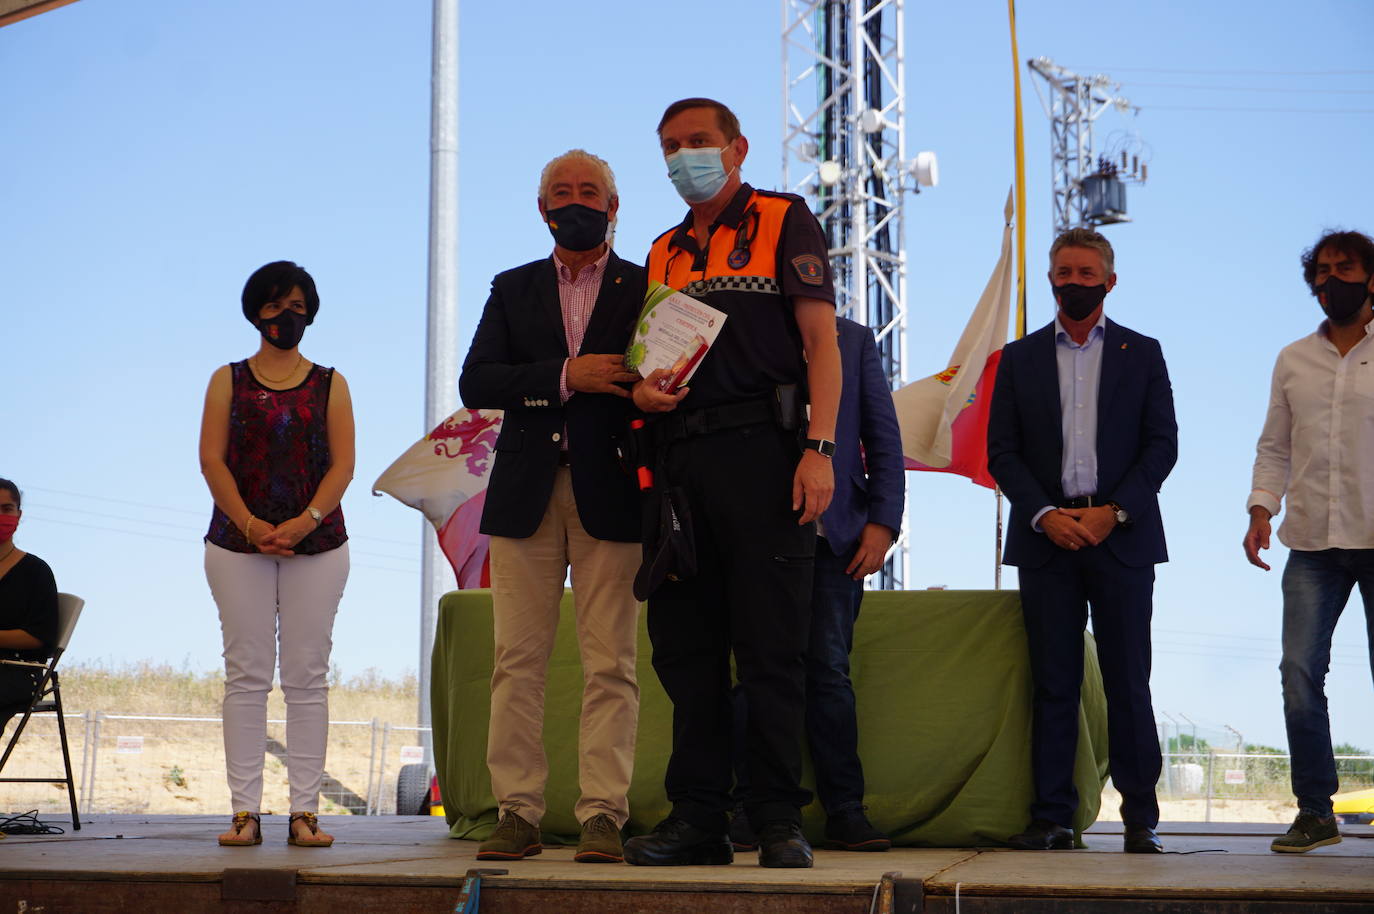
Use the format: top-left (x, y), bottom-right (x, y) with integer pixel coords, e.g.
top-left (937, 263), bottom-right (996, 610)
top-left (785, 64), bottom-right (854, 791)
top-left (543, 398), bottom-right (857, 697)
top-left (1042, 506), bottom-right (1116, 551)
top-left (254, 515), bottom-right (317, 556)
top-left (568, 353), bottom-right (640, 398)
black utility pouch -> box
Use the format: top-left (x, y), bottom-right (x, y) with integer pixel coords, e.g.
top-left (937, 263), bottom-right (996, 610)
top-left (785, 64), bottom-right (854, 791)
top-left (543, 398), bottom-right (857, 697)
top-left (633, 485), bottom-right (697, 600)
top-left (773, 384), bottom-right (803, 431)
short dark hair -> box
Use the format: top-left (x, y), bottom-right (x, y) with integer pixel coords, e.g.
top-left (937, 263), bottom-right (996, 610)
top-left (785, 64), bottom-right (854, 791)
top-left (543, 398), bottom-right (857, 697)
top-left (1301, 230), bottom-right (1374, 292)
top-left (241, 261), bottom-right (320, 326)
top-left (1049, 227), bottom-right (1115, 275)
top-left (656, 98), bottom-right (741, 142)
top-left (0, 478), bottom-right (20, 508)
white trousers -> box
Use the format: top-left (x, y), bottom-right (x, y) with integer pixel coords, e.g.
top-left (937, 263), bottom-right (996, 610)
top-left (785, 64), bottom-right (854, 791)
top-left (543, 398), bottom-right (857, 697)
top-left (204, 541), bottom-right (349, 813)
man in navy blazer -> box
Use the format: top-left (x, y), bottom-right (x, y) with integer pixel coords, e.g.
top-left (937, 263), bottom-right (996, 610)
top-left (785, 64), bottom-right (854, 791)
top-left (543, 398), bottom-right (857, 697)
top-left (459, 150), bottom-right (645, 865)
top-left (731, 316), bottom-right (904, 852)
top-left (988, 228), bottom-right (1177, 854)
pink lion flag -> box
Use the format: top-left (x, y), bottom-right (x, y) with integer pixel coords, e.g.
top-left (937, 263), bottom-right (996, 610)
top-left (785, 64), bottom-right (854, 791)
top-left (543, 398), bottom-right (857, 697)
top-left (893, 190), bottom-right (1013, 489)
top-left (372, 408), bottom-right (503, 588)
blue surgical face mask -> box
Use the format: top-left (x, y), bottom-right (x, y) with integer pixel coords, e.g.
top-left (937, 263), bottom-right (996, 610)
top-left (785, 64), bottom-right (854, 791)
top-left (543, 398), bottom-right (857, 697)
top-left (666, 147), bottom-right (732, 204)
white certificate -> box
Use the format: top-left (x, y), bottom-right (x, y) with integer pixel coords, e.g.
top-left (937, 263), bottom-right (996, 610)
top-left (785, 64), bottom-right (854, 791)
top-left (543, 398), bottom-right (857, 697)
top-left (624, 282), bottom-right (728, 393)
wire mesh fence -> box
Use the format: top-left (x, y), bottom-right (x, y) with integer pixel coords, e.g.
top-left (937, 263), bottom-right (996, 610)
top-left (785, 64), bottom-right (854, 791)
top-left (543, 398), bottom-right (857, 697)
top-left (0, 711), bottom-right (432, 817)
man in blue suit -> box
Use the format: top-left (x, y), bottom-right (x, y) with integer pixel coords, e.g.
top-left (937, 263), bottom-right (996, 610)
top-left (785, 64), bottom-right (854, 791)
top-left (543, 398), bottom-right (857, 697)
top-left (988, 228), bottom-right (1177, 854)
top-left (732, 316), bottom-right (905, 851)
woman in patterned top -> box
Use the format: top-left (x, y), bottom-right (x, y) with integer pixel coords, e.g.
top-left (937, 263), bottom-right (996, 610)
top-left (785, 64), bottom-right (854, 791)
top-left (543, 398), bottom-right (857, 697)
top-left (0, 479), bottom-right (59, 730)
top-left (199, 262), bottom-right (355, 848)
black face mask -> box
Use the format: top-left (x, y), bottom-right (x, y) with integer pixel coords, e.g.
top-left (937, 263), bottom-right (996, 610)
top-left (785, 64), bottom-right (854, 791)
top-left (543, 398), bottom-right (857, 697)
top-left (1317, 275), bottom-right (1372, 326)
top-left (1051, 282), bottom-right (1108, 322)
top-left (258, 310), bottom-right (307, 350)
top-left (544, 203), bottom-right (609, 252)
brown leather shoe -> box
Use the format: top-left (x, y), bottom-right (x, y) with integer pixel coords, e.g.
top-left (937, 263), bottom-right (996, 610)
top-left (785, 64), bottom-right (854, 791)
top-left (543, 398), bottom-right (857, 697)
top-left (477, 810), bottom-right (542, 860)
top-left (574, 813), bottom-right (624, 863)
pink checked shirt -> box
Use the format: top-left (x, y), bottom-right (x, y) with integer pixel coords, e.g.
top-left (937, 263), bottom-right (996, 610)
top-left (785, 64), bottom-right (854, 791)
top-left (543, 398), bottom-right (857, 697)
top-left (555, 246), bottom-right (610, 404)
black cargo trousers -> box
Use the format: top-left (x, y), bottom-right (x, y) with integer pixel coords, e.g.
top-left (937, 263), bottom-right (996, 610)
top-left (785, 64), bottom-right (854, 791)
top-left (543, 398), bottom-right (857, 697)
top-left (646, 413), bottom-right (816, 834)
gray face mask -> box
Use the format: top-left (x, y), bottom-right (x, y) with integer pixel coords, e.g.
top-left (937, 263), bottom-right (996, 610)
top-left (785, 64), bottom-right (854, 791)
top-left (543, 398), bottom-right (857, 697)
top-left (1317, 276), bottom-right (1372, 325)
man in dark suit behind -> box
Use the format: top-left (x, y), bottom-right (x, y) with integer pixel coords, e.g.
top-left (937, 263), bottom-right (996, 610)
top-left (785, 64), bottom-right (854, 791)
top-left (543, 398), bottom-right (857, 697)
top-left (988, 227), bottom-right (1177, 854)
top-left (459, 149), bottom-right (645, 865)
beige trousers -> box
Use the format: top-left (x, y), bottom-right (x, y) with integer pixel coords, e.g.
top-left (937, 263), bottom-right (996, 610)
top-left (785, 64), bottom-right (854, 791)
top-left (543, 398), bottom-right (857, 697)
top-left (486, 468), bottom-right (641, 827)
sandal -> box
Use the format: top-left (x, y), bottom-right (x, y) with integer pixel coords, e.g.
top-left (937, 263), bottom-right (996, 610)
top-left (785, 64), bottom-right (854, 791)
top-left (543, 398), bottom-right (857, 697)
top-left (218, 811), bottom-right (262, 846)
top-left (288, 811), bottom-right (334, 847)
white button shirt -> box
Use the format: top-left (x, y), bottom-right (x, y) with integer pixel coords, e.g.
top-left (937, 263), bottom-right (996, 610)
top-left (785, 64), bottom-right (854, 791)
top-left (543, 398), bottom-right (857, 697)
top-left (1248, 318), bottom-right (1374, 550)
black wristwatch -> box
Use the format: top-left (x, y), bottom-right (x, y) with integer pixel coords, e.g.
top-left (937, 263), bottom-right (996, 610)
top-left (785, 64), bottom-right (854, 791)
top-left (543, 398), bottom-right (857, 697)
top-left (802, 438), bottom-right (837, 458)
top-left (1107, 501), bottom-right (1131, 526)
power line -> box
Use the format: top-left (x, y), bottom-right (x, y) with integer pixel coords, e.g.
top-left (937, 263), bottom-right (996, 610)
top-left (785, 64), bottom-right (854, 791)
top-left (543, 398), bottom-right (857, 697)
top-left (1146, 105), bottom-right (1374, 114)
top-left (24, 516), bottom-right (418, 574)
top-left (1128, 81), bottom-right (1374, 95)
top-left (25, 484), bottom-right (422, 549)
top-left (1069, 66), bottom-right (1374, 77)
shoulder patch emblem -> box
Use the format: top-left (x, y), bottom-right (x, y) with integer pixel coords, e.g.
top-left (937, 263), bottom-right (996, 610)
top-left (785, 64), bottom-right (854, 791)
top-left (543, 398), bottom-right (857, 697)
top-left (792, 254), bottom-right (824, 285)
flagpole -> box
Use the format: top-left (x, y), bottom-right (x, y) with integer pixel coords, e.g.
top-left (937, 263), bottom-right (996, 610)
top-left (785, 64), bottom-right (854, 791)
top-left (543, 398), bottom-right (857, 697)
top-left (1009, 0), bottom-right (1028, 341)
top-left (996, 0), bottom-right (1028, 589)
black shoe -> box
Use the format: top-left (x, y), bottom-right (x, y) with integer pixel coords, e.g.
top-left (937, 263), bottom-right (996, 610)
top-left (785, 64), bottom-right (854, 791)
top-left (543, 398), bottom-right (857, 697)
top-left (1123, 823), bottom-right (1163, 854)
top-left (728, 807), bottom-right (757, 851)
top-left (824, 808), bottom-right (891, 852)
top-left (1006, 819), bottom-right (1074, 850)
top-left (757, 820), bottom-right (814, 868)
top-left (623, 817), bottom-right (733, 866)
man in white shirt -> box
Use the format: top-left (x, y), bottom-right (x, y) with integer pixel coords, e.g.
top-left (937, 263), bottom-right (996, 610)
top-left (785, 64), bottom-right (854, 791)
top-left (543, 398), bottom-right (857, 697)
top-left (1244, 229), bottom-right (1374, 854)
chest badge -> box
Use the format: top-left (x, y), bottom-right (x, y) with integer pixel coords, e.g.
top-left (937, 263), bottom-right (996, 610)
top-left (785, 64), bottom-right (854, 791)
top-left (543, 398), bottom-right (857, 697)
top-left (727, 247), bottom-right (751, 269)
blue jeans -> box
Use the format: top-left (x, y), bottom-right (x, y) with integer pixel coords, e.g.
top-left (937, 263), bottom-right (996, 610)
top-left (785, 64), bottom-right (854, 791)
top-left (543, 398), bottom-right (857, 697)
top-left (1280, 548), bottom-right (1374, 817)
top-left (804, 538), bottom-right (867, 815)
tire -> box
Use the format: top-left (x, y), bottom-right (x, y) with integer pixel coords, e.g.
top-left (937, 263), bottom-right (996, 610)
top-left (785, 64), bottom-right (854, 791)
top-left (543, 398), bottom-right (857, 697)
top-left (395, 762), bottom-right (431, 816)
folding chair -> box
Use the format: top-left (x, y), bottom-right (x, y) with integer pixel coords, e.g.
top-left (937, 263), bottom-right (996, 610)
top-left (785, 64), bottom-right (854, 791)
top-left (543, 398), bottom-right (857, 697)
top-left (0, 592), bottom-right (85, 831)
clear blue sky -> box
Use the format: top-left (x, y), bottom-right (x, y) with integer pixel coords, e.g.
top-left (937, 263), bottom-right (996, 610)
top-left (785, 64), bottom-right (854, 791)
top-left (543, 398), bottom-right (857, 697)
top-left (3, 0), bottom-right (1372, 749)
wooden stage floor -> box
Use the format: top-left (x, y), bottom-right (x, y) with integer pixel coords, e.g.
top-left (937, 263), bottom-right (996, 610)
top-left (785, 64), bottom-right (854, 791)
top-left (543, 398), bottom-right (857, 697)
top-left (1, 815), bottom-right (1370, 912)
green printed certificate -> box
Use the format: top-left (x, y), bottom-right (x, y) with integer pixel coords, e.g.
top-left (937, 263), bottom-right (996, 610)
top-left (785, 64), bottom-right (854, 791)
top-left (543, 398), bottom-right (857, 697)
top-left (624, 282), bottom-right (727, 393)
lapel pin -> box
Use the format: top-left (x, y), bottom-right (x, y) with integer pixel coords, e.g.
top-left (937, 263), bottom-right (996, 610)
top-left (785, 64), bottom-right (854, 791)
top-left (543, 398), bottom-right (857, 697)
top-left (1120, 342), bottom-right (1128, 349)
top-left (615, 276), bottom-right (622, 284)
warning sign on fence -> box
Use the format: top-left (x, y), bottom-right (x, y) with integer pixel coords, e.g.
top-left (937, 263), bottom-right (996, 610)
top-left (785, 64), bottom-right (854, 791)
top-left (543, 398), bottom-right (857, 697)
top-left (116, 736), bottom-right (144, 755)
top-left (400, 745), bottom-right (424, 764)
top-left (1224, 769), bottom-right (1246, 785)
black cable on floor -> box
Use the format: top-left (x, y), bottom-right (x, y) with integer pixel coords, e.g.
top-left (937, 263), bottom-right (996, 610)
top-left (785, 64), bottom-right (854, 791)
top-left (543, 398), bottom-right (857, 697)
top-left (0, 810), bottom-right (66, 835)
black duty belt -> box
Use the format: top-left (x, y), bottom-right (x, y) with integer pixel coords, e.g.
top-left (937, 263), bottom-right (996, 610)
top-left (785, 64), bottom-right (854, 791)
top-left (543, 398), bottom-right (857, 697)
top-left (655, 398), bottom-right (775, 443)
top-left (1061, 495), bottom-right (1100, 509)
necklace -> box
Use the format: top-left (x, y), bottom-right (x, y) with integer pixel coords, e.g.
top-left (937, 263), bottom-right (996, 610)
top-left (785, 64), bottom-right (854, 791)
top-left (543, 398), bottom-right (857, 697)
top-left (252, 354), bottom-right (303, 384)
top-left (0, 543), bottom-right (16, 565)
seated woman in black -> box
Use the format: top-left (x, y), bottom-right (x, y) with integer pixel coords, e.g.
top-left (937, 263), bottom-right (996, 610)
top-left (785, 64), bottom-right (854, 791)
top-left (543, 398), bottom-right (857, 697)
top-left (0, 478), bottom-right (58, 727)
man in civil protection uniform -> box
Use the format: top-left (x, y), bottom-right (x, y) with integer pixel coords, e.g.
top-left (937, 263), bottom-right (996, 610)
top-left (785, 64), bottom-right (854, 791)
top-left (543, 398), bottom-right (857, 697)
top-left (623, 97), bottom-right (842, 869)
top-left (1244, 229), bottom-right (1374, 854)
top-left (459, 150), bottom-right (645, 864)
top-left (988, 227), bottom-right (1177, 854)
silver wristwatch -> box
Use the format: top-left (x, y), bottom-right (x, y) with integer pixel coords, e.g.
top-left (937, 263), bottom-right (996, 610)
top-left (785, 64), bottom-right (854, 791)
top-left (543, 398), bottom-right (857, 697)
top-left (307, 506), bottom-right (323, 526)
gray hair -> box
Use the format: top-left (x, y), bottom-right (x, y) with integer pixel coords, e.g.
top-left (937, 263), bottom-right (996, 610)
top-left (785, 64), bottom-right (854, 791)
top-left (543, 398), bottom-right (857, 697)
top-left (538, 149), bottom-right (618, 202)
top-left (1049, 227), bottom-right (1115, 275)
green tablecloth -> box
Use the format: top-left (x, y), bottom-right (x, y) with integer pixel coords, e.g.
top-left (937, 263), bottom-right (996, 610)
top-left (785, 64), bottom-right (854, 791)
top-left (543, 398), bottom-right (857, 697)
top-left (431, 589), bottom-right (1108, 847)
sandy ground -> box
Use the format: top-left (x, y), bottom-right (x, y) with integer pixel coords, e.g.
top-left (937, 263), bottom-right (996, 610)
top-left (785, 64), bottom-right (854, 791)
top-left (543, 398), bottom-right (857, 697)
top-left (3, 720), bottom-right (1306, 825)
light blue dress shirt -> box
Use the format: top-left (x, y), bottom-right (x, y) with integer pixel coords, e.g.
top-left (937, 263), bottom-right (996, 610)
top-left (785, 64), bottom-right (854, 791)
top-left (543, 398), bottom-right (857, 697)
top-left (1031, 314), bottom-right (1106, 530)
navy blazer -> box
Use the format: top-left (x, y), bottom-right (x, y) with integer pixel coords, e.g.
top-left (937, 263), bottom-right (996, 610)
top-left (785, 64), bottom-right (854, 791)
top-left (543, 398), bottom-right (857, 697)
top-left (820, 318), bottom-right (906, 558)
top-left (459, 251), bottom-right (645, 542)
top-left (987, 317), bottom-right (1177, 569)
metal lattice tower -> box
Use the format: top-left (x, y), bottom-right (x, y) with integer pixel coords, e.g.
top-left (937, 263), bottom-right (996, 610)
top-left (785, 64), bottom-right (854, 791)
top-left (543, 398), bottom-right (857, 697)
top-left (1026, 57), bottom-right (1146, 236)
top-left (783, 0), bottom-right (935, 590)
